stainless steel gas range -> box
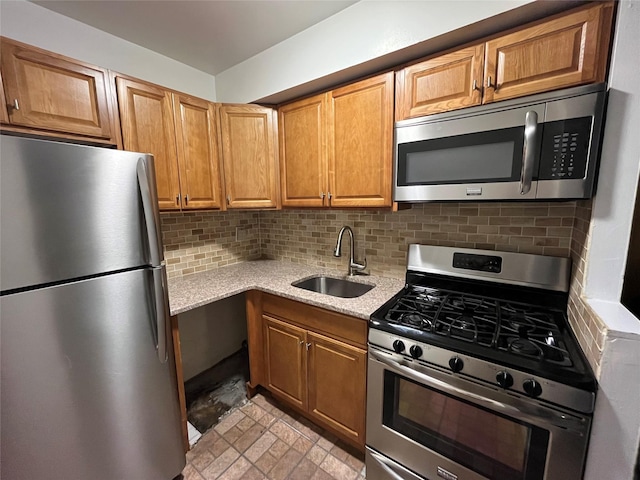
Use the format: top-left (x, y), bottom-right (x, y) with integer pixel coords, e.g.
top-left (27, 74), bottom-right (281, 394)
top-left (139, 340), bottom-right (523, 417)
top-left (366, 244), bottom-right (596, 480)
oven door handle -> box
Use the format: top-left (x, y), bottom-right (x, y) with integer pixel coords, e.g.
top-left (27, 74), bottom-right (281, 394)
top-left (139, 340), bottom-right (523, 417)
top-left (367, 448), bottom-right (423, 480)
top-left (369, 348), bottom-right (588, 432)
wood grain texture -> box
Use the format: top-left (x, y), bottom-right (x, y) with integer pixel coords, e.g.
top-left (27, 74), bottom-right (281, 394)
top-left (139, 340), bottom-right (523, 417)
top-left (328, 71), bottom-right (394, 207)
top-left (278, 93), bottom-right (329, 207)
top-left (397, 44), bottom-right (484, 119)
top-left (0, 69), bottom-right (9, 124)
top-left (246, 290), bottom-right (265, 390)
top-left (263, 315), bottom-right (307, 410)
top-left (170, 315), bottom-right (189, 453)
top-left (1, 37), bottom-right (114, 141)
top-left (116, 77), bottom-right (181, 210)
top-left (484, 2), bottom-right (614, 103)
top-left (307, 331), bottom-right (366, 448)
top-left (218, 104), bottom-right (279, 209)
top-left (173, 94), bottom-right (222, 210)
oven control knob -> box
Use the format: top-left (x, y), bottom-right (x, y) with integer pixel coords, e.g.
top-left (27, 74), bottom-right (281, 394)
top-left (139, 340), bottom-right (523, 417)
top-left (392, 340), bottom-right (406, 353)
top-left (448, 356), bottom-right (464, 373)
top-left (496, 371), bottom-right (513, 389)
top-left (409, 345), bottom-right (423, 359)
top-left (523, 379), bottom-right (542, 398)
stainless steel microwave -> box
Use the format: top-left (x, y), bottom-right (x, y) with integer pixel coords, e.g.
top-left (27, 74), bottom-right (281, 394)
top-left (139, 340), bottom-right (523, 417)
top-left (394, 83), bottom-right (607, 202)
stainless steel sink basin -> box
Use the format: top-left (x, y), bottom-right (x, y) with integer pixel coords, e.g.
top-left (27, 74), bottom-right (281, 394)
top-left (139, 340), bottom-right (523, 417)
top-left (291, 275), bottom-right (374, 298)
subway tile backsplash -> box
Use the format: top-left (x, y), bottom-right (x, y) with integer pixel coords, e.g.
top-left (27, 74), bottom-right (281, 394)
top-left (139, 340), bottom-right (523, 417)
top-left (161, 200), bottom-right (606, 373)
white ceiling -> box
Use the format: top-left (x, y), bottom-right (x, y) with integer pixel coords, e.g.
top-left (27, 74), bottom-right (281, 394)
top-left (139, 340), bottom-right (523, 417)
top-left (30, 0), bottom-right (357, 76)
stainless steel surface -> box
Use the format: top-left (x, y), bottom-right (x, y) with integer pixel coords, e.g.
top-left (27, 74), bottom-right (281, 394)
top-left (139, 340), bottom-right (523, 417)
top-left (366, 448), bottom-right (425, 480)
top-left (407, 244), bottom-right (571, 292)
top-left (291, 275), bottom-right (374, 298)
top-left (366, 349), bottom-right (591, 480)
top-left (520, 110), bottom-right (538, 194)
top-left (394, 83), bottom-right (606, 202)
top-left (1, 269), bottom-right (185, 480)
top-left (1, 136), bottom-right (154, 292)
top-left (333, 225), bottom-right (367, 276)
top-left (0, 136), bottom-right (184, 479)
top-left (136, 156), bottom-right (164, 267)
top-left (368, 329), bottom-right (595, 413)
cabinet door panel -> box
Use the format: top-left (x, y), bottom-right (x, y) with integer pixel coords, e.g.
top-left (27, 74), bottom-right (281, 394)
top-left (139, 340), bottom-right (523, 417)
top-left (484, 3), bottom-right (613, 103)
top-left (263, 316), bottom-right (307, 410)
top-left (307, 332), bottom-right (366, 446)
top-left (397, 44), bottom-right (484, 119)
top-left (1, 40), bottom-right (113, 140)
top-left (278, 93), bottom-right (328, 207)
top-left (328, 72), bottom-right (393, 207)
top-left (116, 78), bottom-right (180, 211)
top-left (219, 105), bottom-right (278, 209)
top-left (173, 94), bottom-right (222, 210)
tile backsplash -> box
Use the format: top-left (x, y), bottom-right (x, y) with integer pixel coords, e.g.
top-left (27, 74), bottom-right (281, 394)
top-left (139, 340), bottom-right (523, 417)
top-left (161, 200), bottom-right (605, 373)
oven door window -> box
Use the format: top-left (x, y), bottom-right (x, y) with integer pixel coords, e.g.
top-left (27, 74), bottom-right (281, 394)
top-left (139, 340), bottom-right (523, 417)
top-left (383, 371), bottom-right (549, 480)
top-left (396, 127), bottom-right (526, 186)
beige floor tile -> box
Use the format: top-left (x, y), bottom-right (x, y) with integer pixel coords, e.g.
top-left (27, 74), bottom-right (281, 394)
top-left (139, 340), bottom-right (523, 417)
top-left (245, 431), bottom-right (278, 463)
top-left (255, 451), bottom-right (279, 474)
top-left (182, 463), bottom-right (205, 480)
top-left (267, 448), bottom-right (303, 480)
top-left (292, 436), bottom-right (314, 455)
top-left (287, 457), bottom-right (318, 479)
top-left (201, 447), bottom-right (241, 480)
top-left (270, 419), bottom-right (302, 446)
top-left (221, 425), bottom-right (244, 445)
top-left (217, 456), bottom-right (252, 480)
top-left (234, 423), bottom-right (267, 453)
top-left (269, 439), bottom-right (290, 459)
top-left (214, 409), bottom-right (246, 435)
top-left (305, 445), bottom-right (328, 466)
top-left (236, 416), bottom-right (257, 432)
top-left (241, 466), bottom-right (268, 480)
top-left (319, 453), bottom-right (359, 480)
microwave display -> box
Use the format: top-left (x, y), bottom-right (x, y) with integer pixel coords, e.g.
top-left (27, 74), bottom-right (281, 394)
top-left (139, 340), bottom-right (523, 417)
top-left (538, 117), bottom-right (593, 180)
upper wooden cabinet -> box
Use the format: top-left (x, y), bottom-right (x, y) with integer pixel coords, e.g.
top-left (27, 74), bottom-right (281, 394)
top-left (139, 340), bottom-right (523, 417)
top-left (484, 2), bottom-right (614, 103)
top-left (396, 44), bottom-right (484, 119)
top-left (278, 71), bottom-right (394, 208)
top-left (116, 77), bottom-right (223, 211)
top-left (218, 104), bottom-right (279, 209)
top-left (396, 2), bottom-right (614, 120)
top-left (0, 37), bottom-right (118, 145)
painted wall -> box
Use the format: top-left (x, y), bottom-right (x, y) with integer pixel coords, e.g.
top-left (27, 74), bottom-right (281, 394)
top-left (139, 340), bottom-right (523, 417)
top-left (0, 0), bottom-right (216, 101)
top-left (214, 0), bottom-right (536, 103)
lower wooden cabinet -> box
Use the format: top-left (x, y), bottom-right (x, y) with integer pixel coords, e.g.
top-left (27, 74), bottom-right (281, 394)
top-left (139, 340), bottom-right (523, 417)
top-left (248, 292), bottom-right (367, 450)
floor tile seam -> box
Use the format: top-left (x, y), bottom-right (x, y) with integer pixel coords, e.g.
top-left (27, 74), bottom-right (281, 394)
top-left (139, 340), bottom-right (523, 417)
top-left (318, 451), bottom-right (360, 480)
top-left (280, 446), bottom-right (310, 480)
top-left (277, 416), bottom-right (317, 443)
top-left (210, 445), bottom-right (243, 480)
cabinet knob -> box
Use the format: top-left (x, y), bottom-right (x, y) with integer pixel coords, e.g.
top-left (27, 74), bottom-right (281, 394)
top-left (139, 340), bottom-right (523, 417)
top-left (12, 99), bottom-right (20, 111)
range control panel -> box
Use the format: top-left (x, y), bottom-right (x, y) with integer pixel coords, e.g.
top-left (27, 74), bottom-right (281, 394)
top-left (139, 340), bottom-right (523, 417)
top-left (539, 117), bottom-right (592, 180)
top-left (453, 253), bottom-right (502, 273)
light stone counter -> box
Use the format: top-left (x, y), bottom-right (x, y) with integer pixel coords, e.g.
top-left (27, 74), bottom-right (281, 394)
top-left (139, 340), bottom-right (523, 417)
top-left (167, 259), bottom-right (405, 319)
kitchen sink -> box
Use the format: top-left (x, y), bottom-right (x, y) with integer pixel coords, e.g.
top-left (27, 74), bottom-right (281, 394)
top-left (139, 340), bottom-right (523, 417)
top-left (291, 275), bottom-right (374, 298)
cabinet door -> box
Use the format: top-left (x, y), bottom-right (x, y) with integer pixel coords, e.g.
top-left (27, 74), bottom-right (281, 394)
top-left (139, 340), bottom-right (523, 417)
top-left (278, 93), bottom-right (328, 207)
top-left (173, 94), bottom-right (222, 210)
top-left (328, 72), bottom-right (394, 208)
top-left (263, 316), bottom-right (307, 410)
top-left (307, 331), bottom-right (366, 447)
top-left (116, 77), bottom-right (181, 211)
top-left (484, 2), bottom-right (614, 103)
top-left (396, 44), bottom-right (484, 120)
top-left (218, 104), bottom-right (279, 209)
top-left (1, 39), bottom-right (113, 141)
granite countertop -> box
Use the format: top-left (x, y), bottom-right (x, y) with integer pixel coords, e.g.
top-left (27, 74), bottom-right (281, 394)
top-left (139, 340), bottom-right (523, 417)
top-left (167, 259), bottom-right (406, 319)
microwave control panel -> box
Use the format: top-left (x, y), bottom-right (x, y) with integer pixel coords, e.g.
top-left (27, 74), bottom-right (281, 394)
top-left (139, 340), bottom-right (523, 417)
top-left (539, 117), bottom-right (592, 180)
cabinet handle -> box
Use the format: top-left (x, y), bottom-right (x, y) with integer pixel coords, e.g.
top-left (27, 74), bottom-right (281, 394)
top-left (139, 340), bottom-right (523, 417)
top-left (184, 194), bottom-right (189, 206)
top-left (486, 76), bottom-right (494, 89)
top-left (472, 79), bottom-right (480, 91)
top-left (299, 340), bottom-right (304, 345)
top-left (226, 195), bottom-right (231, 205)
top-left (327, 192), bottom-right (332, 206)
top-left (175, 195), bottom-right (180, 206)
top-left (13, 99), bottom-right (19, 110)
top-left (320, 192), bottom-right (325, 200)
top-left (306, 342), bottom-right (311, 351)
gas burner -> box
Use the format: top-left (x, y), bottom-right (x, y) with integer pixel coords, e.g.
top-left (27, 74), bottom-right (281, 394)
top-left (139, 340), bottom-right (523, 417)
top-left (400, 313), bottom-right (429, 328)
top-left (509, 338), bottom-right (541, 357)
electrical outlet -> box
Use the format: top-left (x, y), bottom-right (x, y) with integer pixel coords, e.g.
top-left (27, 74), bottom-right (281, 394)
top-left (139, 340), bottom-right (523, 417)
top-left (235, 226), bottom-right (252, 242)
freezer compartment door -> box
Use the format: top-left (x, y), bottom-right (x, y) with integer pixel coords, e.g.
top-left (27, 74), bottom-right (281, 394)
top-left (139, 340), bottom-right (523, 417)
top-left (0, 135), bottom-right (161, 292)
top-left (1, 268), bottom-right (185, 480)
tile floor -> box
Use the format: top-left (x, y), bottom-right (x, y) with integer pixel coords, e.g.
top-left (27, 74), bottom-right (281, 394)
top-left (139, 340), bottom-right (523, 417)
top-left (182, 392), bottom-right (366, 480)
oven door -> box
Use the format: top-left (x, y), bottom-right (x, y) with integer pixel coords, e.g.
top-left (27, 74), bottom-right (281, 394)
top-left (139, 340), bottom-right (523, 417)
top-left (394, 104), bottom-right (545, 202)
top-left (366, 347), bottom-right (591, 480)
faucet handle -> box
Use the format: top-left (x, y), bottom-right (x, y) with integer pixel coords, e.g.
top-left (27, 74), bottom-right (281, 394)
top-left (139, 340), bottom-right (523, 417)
top-left (350, 257), bottom-right (369, 275)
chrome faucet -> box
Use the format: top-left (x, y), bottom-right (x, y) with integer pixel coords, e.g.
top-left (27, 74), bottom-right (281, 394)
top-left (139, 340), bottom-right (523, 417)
top-left (333, 226), bottom-right (368, 276)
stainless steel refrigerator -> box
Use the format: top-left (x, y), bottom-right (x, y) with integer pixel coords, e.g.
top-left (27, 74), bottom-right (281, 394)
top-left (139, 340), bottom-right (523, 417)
top-left (0, 135), bottom-right (185, 479)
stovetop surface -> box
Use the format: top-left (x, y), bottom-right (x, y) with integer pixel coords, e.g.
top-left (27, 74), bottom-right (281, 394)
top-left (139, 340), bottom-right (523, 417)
top-left (370, 271), bottom-right (596, 391)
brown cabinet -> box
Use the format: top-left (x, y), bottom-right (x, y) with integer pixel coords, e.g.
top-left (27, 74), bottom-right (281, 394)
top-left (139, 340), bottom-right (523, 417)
top-left (396, 2), bottom-right (614, 120)
top-left (116, 77), bottom-right (222, 211)
top-left (218, 104), bottom-right (279, 209)
top-left (278, 71), bottom-right (394, 208)
top-left (0, 37), bottom-right (118, 145)
top-left (247, 292), bottom-right (367, 449)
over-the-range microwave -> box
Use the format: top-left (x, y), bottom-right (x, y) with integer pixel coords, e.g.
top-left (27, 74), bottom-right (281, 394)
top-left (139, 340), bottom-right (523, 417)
top-left (394, 83), bottom-right (607, 202)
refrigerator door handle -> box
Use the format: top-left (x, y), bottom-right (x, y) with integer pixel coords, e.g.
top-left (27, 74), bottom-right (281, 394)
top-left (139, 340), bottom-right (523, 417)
top-left (136, 156), bottom-right (163, 266)
top-left (152, 266), bottom-right (170, 363)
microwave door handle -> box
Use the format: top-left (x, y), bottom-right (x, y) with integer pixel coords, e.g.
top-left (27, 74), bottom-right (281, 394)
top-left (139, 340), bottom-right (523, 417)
top-left (520, 110), bottom-right (538, 195)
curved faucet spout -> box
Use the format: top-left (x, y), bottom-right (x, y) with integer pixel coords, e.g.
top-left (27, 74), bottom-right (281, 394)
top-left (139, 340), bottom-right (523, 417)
top-left (334, 226), bottom-right (368, 276)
